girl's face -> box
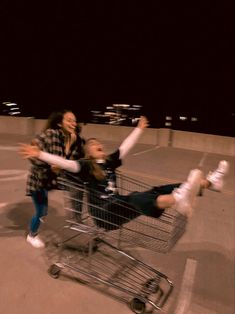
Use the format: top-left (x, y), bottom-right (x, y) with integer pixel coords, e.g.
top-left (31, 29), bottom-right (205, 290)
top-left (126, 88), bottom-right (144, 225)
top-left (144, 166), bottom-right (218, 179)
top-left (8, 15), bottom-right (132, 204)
top-left (61, 112), bottom-right (77, 135)
top-left (85, 139), bottom-right (105, 159)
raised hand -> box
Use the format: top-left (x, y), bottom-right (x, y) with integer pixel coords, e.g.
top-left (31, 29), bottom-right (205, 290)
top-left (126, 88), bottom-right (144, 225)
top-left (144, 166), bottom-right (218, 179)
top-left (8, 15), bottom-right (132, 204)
top-left (18, 143), bottom-right (40, 159)
top-left (137, 116), bottom-right (149, 129)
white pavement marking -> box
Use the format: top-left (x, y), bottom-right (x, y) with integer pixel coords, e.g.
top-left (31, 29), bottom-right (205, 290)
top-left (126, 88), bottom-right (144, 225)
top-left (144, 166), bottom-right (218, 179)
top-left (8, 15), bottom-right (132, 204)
top-left (0, 169), bottom-right (28, 181)
top-left (174, 258), bottom-right (197, 314)
top-left (0, 145), bottom-right (18, 151)
top-left (122, 168), bottom-right (180, 184)
top-left (198, 152), bottom-right (208, 168)
top-left (133, 146), bottom-right (160, 156)
top-left (187, 304), bottom-right (217, 314)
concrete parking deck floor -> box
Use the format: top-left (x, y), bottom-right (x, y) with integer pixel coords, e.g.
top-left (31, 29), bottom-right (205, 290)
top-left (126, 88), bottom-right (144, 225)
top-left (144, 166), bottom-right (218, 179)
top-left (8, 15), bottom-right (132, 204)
top-left (0, 133), bottom-right (234, 314)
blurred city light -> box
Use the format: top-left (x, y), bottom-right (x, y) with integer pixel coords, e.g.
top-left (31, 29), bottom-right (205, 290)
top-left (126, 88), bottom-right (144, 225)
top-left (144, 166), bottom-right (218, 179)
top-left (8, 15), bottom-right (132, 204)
top-left (1, 102), bottom-right (21, 116)
top-left (91, 104), bottom-right (142, 126)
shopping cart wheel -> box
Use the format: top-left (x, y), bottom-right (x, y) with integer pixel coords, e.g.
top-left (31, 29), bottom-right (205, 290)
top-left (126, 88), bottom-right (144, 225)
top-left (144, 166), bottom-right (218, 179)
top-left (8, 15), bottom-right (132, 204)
top-left (144, 278), bottom-right (159, 293)
top-left (48, 264), bottom-right (61, 279)
top-left (129, 298), bottom-right (146, 314)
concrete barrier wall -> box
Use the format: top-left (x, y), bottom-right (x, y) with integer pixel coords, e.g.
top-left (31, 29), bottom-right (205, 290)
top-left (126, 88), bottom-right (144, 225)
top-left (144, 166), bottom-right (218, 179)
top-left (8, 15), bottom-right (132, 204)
top-left (0, 116), bottom-right (234, 156)
top-left (34, 119), bottom-right (46, 134)
top-left (172, 130), bottom-right (235, 156)
top-left (81, 123), bottom-right (160, 146)
top-left (0, 116), bottom-right (34, 135)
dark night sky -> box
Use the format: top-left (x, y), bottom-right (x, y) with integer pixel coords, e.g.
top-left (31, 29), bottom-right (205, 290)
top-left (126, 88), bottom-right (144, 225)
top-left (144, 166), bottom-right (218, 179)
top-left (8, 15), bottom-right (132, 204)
top-left (0, 1), bottom-right (234, 134)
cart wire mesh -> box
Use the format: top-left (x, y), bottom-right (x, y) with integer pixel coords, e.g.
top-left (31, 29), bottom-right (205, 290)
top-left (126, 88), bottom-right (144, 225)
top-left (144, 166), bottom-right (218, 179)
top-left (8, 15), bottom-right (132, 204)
top-left (47, 171), bottom-right (186, 312)
top-left (48, 238), bottom-right (173, 312)
top-left (59, 171), bottom-right (187, 253)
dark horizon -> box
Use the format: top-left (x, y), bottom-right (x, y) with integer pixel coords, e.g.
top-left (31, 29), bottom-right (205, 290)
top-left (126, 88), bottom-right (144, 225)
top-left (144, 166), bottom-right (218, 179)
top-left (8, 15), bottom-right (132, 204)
top-left (0, 1), bottom-right (233, 136)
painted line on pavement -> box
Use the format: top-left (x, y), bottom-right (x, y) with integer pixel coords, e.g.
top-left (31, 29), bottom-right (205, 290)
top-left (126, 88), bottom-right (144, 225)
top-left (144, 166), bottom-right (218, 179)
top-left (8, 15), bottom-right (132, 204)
top-left (133, 146), bottom-right (160, 156)
top-left (0, 145), bottom-right (18, 151)
top-left (0, 169), bottom-right (28, 182)
top-left (121, 168), bottom-right (182, 184)
top-left (198, 152), bottom-right (208, 168)
top-left (174, 258), bottom-right (197, 314)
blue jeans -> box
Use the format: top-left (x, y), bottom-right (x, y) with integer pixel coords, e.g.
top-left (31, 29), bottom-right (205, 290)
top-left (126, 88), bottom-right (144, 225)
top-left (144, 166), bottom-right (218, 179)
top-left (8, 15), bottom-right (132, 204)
top-left (30, 189), bottom-right (48, 235)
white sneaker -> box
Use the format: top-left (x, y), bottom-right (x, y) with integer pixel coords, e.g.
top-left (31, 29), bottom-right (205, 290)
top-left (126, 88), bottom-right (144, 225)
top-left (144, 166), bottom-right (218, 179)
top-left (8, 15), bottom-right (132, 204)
top-left (173, 169), bottom-right (202, 218)
top-left (26, 234), bottom-right (45, 248)
top-left (206, 160), bottom-right (229, 192)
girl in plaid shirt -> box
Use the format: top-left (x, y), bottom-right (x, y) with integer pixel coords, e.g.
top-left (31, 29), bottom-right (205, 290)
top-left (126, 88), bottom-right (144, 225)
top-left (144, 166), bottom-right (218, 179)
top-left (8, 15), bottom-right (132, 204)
top-left (25, 109), bottom-right (85, 248)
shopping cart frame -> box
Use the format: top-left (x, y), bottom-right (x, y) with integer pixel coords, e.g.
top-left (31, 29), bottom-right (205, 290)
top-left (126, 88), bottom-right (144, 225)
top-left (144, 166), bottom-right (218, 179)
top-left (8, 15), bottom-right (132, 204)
top-left (47, 171), bottom-right (187, 313)
top-left (48, 237), bottom-right (173, 313)
top-left (58, 171), bottom-right (187, 253)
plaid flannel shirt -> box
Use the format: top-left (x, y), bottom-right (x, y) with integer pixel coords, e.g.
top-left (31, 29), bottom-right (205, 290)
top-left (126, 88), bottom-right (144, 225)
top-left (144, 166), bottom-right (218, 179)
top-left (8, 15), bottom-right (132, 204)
top-left (26, 128), bottom-right (84, 195)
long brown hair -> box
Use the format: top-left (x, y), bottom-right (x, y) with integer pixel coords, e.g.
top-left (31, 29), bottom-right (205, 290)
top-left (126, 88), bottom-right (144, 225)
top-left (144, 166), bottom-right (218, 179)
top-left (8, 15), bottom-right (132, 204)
top-left (42, 109), bottom-right (82, 135)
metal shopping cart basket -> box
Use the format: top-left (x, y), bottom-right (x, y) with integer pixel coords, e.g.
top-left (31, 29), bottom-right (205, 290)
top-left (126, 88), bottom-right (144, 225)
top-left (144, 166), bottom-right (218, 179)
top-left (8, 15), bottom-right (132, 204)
top-left (47, 172), bottom-right (187, 313)
top-left (58, 171), bottom-right (187, 253)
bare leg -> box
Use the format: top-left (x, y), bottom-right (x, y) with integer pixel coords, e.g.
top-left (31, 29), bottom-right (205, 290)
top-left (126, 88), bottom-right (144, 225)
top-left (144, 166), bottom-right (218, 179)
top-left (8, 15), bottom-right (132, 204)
top-left (156, 194), bottom-right (175, 209)
top-left (200, 178), bottom-right (211, 189)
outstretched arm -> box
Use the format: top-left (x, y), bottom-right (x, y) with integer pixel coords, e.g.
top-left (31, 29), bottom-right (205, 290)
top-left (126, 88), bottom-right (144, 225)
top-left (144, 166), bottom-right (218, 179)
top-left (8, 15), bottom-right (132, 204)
top-left (119, 116), bottom-right (149, 159)
top-left (19, 144), bottom-right (80, 173)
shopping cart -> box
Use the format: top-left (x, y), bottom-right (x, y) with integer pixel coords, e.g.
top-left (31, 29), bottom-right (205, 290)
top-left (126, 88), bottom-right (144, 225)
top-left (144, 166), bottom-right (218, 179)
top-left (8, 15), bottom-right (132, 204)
top-left (48, 237), bottom-right (173, 313)
top-left (48, 172), bottom-right (187, 313)
top-left (58, 171), bottom-right (187, 253)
